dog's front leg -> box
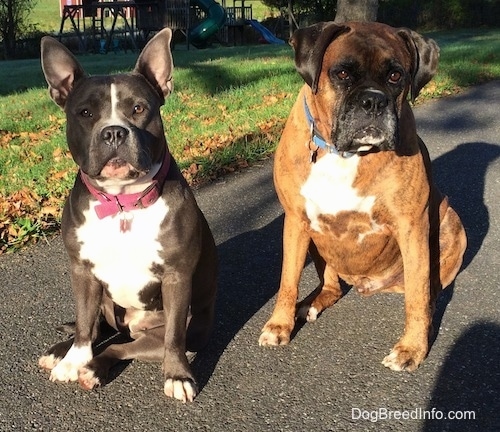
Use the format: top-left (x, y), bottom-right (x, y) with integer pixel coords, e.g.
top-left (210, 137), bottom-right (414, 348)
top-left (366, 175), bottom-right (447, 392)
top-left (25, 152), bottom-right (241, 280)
top-left (161, 272), bottom-right (197, 402)
top-left (382, 217), bottom-right (431, 371)
top-left (259, 214), bottom-right (310, 346)
top-left (44, 266), bottom-right (103, 383)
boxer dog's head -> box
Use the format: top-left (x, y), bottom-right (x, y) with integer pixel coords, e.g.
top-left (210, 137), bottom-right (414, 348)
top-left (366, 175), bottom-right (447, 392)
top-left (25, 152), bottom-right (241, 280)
top-left (291, 21), bottom-right (439, 154)
top-left (41, 29), bottom-right (174, 190)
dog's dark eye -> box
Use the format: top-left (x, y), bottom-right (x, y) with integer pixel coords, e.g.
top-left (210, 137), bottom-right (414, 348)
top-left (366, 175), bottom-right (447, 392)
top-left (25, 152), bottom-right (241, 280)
top-left (388, 71), bottom-right (402, 84)
top-left (336, 70), bottom-right (350, 81)
top-left (80, 109), bottom-right (92, 118)
top-left (133, 104), bottom-right (144, 114)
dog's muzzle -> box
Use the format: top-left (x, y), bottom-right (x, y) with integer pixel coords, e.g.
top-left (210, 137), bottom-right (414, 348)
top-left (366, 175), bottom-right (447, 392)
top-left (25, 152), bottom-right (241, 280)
top-left (334, 87), bottom-right (398, 154)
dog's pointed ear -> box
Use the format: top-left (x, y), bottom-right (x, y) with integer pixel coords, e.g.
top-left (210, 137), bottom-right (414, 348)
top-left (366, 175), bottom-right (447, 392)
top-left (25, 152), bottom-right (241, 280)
top-left (290, 22), bottom-right (350, 94)
top-left (397, 28), bottom-right (440, 102)
top-left (41, 36), bottom-right (87, 108)
top-left (134, 28), bottom-right (174, 102)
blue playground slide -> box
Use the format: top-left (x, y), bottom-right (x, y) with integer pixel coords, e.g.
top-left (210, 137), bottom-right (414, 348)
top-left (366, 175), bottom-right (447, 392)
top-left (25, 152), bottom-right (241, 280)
top-left (247, 19), bottom-right (285, 45)
top-left (189, 0), bottom-right (226, 46)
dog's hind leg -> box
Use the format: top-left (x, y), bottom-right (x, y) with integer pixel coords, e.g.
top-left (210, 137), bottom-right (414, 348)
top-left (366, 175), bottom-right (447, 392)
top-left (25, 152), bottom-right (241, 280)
top-left (38, 338), bottom-right (74, 371)
top-left (297, 269), bottom-right (343, 322)
top-left (77, 327), bottom-right (164, 390)
top-left (186, 217), bottom-right (217, 353)
top-left (79, 326), bottom-right (198, 402)
top-left (437, 198), bottom-right (467, 289)
top-left (297, 241), bottom-right (343, 322)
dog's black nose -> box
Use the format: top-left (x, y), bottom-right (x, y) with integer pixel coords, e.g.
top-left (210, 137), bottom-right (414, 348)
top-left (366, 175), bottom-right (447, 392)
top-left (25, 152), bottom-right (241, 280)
top-left (101, 126), bottom-right (129, 148)
top-left (360, 90), bottom-right (389, 115)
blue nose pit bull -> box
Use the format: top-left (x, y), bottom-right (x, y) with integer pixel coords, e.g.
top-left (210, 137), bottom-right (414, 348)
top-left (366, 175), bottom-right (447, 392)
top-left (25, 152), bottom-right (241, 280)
top-left (38, 29), bottom-right (217, 403)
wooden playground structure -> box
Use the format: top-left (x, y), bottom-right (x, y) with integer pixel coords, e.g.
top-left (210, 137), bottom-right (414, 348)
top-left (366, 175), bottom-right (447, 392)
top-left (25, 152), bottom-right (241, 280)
top-left (57, 0), bottom-right (284, 52)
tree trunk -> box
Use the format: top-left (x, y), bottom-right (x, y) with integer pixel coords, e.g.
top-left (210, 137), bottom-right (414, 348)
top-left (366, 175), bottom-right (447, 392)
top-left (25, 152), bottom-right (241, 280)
top-left (5, 0), bottom-right (17, 58)
top-left (0, 0), bottom-right (34, 59)
top-left (334, 0), bottom-right (378, 23)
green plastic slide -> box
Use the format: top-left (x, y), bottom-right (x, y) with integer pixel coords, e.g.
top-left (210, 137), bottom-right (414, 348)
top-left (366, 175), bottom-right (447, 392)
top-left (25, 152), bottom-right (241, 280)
top-left (189, 0), bottom-right (226, 46)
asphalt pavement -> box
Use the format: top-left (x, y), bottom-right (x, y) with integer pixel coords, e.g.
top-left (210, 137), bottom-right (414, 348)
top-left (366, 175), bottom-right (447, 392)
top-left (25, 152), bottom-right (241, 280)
top-left (1, 81), bottom-right (499, 431)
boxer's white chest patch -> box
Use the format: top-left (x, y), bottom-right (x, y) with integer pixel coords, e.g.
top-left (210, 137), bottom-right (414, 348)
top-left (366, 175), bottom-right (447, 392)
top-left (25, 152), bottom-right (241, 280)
top-left (300, 153), bottom-right (376, 232)
top-left (76, 198), bottom-right (168, 309)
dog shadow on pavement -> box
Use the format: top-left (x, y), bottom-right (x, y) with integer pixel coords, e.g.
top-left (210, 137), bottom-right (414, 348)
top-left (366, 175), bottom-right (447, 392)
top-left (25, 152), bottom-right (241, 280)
top-left (426, 142), bottom-right (500, 431)
top-left (191, 214), bottom-right (284, 388)
top-left (423, 322), bottom-right (500, 432)
top-left (432, 142), bottom-right (500, 269)
top-left (430, 142), bottom-right (500, 340)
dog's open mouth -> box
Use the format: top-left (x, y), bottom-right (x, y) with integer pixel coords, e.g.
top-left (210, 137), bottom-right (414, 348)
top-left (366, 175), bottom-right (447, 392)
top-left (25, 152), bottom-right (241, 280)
top-left (100, 157), bottom-right (140, 179)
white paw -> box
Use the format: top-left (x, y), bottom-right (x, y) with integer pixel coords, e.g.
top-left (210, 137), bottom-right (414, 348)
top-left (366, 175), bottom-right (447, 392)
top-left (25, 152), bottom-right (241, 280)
top-left (50, 358), bottom-right (81, 382)
top-left (381, 350), bottom-right (404, 371)
top-left (38, 354), bottom-right (60, 371)
top-left (306, 306), bottom-right (318, 322)
top-left (381, 344), bottom-right (424, 372)
top-left (48, 344), bottom-right (93, 383)
top-left (164, 378), bottom-right (198, 402)
top-left (297, 304), bottom-right (318, 322)
top-left (258, 331), bottom-right (281, 346)
top-left (78, 366), bottom-right (101, 390)
top-left (258, 322), bottom-right (292, 346)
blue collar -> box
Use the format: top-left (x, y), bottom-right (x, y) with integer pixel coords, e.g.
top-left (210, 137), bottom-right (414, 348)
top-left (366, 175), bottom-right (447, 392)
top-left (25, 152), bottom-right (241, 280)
top-left (303, 97), bottom-right (355, 159)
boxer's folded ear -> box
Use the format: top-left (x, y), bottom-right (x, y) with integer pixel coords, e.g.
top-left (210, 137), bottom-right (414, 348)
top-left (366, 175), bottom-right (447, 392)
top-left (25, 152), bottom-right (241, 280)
top-left (290, 22), bottom-right (350, 94)
top-left (397, 28), bottom-right (440, 102)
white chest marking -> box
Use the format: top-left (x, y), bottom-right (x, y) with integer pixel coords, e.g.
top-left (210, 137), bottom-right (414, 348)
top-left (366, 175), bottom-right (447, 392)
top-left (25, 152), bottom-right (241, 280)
top-left (300, 153), bottom-right (376, 232)
top-left (76, 198), bottom-right (169, 309)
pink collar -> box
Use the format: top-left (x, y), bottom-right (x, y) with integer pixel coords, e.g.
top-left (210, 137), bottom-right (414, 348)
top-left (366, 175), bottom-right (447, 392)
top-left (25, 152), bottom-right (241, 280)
top-left (80, 152), bottom-right (171, 219)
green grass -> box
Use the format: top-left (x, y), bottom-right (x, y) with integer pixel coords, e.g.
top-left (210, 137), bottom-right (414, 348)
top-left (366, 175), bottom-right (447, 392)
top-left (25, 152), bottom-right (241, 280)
top-left (29, 0), bottom-right (63, 33)
top-left (247, 0), bottom-right (277, 21)
top-left (427, 29), bottom-right (500, 93)
top-left (0, 27), bottom-right (499, 251)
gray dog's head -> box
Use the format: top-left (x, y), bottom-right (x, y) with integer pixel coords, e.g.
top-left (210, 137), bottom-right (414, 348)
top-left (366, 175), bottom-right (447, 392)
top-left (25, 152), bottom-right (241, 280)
top-left (40, 29), bottom-right (174, 189)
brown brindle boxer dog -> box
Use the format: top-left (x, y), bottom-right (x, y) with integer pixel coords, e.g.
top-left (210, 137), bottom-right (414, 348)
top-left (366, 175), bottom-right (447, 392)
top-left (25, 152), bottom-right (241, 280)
top-left (259, 21), bottom-right (466, 371)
